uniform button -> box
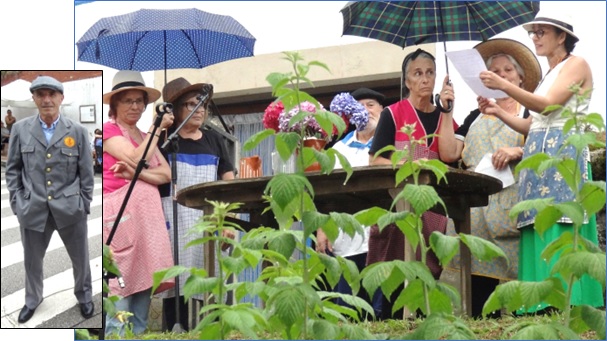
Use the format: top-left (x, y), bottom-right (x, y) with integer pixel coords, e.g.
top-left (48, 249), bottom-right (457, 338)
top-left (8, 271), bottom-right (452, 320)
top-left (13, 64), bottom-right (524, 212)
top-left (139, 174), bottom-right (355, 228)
top-left (47, 181), bottom-right (52, 186)
top-left (48, 195), bottom-right (52, 200)
top-left (46, 167), bottom-right (51, 172)
top-left (47, 153), bottom-right (52, 159)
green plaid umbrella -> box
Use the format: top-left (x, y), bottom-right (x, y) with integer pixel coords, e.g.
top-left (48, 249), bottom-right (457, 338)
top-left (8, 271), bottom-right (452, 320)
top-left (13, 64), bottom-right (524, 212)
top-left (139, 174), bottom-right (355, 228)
top-left (341, 1), bottom-right (540, 70)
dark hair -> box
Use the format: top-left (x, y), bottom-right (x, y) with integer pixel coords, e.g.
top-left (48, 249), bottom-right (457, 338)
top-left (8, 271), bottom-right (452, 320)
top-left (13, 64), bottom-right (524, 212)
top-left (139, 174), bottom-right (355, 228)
top-left (401, 48), bottom-right (436, 98)
top-left (554, 27), bottom-right (577, 53)
top-left (108, 90), bottom-right (150, 118)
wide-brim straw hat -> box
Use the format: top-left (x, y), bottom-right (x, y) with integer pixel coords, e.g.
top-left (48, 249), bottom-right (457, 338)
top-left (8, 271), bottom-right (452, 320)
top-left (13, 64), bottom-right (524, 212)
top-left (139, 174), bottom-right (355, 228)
top-left (474, 38), bottom-right (542, 93)
top-left (522, 9), bottom-right (578, 43)
top-left (162, 77), bottom-right (212, 104)
top-left (103, 70), bottom-right (161, 104)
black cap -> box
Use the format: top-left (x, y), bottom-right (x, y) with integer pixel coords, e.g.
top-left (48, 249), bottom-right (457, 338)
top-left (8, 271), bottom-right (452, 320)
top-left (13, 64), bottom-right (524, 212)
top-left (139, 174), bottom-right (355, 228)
top-left (351, 87), bottom-right (385, 105)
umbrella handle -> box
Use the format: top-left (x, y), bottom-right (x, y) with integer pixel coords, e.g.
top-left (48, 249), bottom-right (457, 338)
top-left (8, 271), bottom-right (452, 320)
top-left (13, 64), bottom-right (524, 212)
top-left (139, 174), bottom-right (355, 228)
top-left (435, 94), bottom-right (453, 113)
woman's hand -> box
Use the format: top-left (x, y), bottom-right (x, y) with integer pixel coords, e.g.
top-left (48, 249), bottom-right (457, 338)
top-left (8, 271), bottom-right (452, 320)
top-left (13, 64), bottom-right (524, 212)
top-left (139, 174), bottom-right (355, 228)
top-left (439, 75), bottom-right (455, 111)
top-left (221, 229), bottom-right (236, 251)
top-left (478, 97), bottom-right (504, 117)
top-left (492, 146), bottom-right (523, 170)
top-left (480, 71), bottom-right (508, 91)
top-left (315, 229), bottom-right (332, 254)
top-left (159, 112), bottom-right (175, 130)
top-left (109, 161), bottom-right (135, 180)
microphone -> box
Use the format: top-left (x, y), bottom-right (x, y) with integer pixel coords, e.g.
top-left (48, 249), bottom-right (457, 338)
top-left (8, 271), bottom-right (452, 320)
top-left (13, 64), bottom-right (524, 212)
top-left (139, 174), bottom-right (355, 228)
top-left (197, 84), bottom-right (214, 104)
top-left (155, 102), bottom-right (173, 115)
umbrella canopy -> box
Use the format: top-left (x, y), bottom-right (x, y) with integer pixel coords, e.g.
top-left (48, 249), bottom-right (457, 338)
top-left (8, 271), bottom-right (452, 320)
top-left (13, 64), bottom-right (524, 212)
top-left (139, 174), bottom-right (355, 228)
top-left (76, 8), bottom-right (256, 80)
top-left (341, 1), bottom-right (540, 49)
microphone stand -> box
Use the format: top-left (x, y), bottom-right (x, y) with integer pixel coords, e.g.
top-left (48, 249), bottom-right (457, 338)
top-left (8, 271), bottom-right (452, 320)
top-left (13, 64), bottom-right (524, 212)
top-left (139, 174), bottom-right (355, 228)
top-left (100, 103), bottom-right (171, 339)
top-left (160, 91), bottom-right (210, 333)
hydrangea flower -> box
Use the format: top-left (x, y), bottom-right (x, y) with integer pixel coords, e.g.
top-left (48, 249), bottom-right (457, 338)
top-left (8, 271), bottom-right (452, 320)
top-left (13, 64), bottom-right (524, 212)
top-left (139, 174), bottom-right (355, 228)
top-left (278, 101), bottom-right (328, 139)
top-left (263, 101), bottom-right (284, 131)
top-left (330, 92), bottom-right (369, 131)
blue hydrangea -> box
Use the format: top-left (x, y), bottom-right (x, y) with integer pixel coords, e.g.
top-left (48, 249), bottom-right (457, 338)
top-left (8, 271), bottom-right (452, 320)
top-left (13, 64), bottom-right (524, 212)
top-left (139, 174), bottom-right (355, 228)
top-left (330, 92), bottom-right (369, 131)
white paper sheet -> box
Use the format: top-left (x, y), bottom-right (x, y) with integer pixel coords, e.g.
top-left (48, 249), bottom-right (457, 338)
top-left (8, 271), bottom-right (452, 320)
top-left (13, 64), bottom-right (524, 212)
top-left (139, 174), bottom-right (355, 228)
top-left (474, 153), bottom-right (515, 189)
top-left (446, 49), bottom-right (508, 99)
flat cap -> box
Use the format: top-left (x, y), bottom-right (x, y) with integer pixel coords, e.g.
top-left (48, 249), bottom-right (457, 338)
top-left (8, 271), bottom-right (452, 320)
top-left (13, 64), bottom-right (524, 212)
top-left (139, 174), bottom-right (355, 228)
top-left (351, 87), bottom-right (385, 105)
top-left (30, 76), bottom-right (64, 94)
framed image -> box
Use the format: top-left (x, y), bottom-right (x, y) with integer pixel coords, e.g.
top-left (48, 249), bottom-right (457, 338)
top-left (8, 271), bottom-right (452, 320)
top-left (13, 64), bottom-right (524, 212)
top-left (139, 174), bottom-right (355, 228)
top-left (79, 105), bottom-right (96, 123)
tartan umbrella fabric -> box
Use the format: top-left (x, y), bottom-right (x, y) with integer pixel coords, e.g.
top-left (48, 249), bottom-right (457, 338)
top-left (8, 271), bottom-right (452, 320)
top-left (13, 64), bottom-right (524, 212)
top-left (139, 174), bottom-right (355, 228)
top-left (341, 1), bottom-right (540, 48)
top-left (76, 8), bottom-right (256, 74)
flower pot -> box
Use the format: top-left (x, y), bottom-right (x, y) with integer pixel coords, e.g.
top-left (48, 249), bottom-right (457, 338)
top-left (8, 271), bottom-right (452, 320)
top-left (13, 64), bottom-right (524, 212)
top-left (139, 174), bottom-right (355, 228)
top-left (303, 138), bottom-right (327, 172)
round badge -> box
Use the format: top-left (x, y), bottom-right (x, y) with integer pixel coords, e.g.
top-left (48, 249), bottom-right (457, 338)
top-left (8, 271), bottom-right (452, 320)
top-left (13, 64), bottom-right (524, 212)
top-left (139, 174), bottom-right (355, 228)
top-left (64, 136), bottom-right (76, 148)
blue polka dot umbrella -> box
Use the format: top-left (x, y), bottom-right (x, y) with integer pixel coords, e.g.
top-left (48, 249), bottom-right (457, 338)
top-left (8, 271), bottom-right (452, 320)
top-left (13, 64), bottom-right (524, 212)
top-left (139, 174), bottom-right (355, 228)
top-left (76, 8), bottom-right (256, 83)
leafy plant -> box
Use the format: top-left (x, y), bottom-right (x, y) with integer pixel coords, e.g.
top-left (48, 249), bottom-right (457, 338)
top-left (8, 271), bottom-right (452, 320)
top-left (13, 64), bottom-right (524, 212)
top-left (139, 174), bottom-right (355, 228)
top-left (482, 86), bottom-right (606, 339)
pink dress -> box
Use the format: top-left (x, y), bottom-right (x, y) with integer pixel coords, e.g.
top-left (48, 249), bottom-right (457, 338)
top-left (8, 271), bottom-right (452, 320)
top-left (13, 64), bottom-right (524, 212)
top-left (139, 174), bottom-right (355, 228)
top-left (102, 120), bottom-right (174, 297)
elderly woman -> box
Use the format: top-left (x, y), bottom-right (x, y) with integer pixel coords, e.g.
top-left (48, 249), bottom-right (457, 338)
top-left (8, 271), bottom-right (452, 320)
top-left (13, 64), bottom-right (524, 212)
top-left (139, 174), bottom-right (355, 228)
top-left (479, 10), bottom-right (604, 312)
top-left (102, 71), bottom-right (175, 336)
top-left (367, 48), bottom-right (460, 319)
top-left (157, 77), bottom-right (235, 331)
top-left (445, 38), bottom-right (541, 318)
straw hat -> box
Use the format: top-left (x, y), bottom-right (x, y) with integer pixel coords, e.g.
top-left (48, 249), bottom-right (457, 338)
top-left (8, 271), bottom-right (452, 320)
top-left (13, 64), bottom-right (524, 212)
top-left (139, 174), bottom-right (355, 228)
top-left (523, 9), bottom-right (578, 43)
top-left (474, 38), bottom-right (542, 93)
top-left (162, 77), bottom-right (212, 104)
top-left (103, 70), bottom-right (161, 104)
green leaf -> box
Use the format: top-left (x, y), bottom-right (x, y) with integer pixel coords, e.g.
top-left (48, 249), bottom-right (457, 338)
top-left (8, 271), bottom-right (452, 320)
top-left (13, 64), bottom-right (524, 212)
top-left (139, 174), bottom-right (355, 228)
top-left (354, 207), bottom-right (389, 226)
top-left (317, 253), bottom-right (341, 288)
top-left (316, 109), bottom-right (347, 138)
top-left (396, 184), bottom-right (445, 216)
top-left (419, 159), bottom-right (449, 184)
top-left (509, 198), bottom-right (554, 221)
top-left (510, 322), bottom-right (579, 340)
top-left (519, 278), bottom-right (566, 311)
top-left (581, 113), bottom-right (606, 131)
top-left (266, 72), bottom-right (289, 92)
top-left (459, 234), bottom-right (507, 263)
top-left (555, 159), bottom-right (579, 191)
top-left (483, 281), bottom-right (524, 316)
top-left (275, 132), bottom-right (300, 160)
top-left (541, 231), bottom-right (575, 262)
top-left (569, 305), bottom-right (606, 339)
top-left (436, 281), bottom-right (461, 310)
top-left (268, 232), bottom-right (296, 260)
top-left (266, 285), bottom-right (306, 330)
top-left (198, 321), bottom-right (222, 340)
top-left (265, 173), bottom-right (313, 210)
top-left (514, 152), bottom-right (551, 176)
top-left (395, 162), bottom-right (416, 186)
top-left (565, 132), bottom-right (599, 151)
top-left (222, 309), bottom-right (258, 339)
top-left (430, 232), bottom-right (460, 267)
top-left (301, 211), bottom-right (331, 239)
top-left (152, 265), bottom-right (189, 295)
top-left (327, 148), bottom-right (353, 183)
top-left (554, 202), bottom-right (585, 227)
top-left (243, 128), bottom-right (274, 151)
top-left (393, 260), bottom-right (436, 286)
top-left (360, 261), bottom-right (395, 297)
top-left (222, 256), bottom-right (248, 275)
top-left (404, 313), bottom-right (476, 340)
top-left (308, 60), bottom-right (331, 73)
top-left (534, 205), bottom-right (564, 237)
top-left (313, 148), bottom-right (334, 174)
top-left (579, 181), bottom-right (607, 217)
top-left (329, 212), bottom-right (364, 239)
top-left (552, 251), bottom-right (606, 287)
top-left (183, 275), bottom-right (220, 301)
top-left (310, 319), bottom-right (340, 340)
top-left (337, 256), bottom-right (361, 294)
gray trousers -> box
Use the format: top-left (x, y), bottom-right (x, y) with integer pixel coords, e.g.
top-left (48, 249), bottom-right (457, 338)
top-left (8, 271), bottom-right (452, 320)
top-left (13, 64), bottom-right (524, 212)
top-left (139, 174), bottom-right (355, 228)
top-left (20, 213), bottom-right (92, 309)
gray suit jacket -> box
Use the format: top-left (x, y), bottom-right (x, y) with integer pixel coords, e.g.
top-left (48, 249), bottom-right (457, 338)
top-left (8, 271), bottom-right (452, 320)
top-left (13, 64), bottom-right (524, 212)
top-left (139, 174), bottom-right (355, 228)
top-left (6, 114), bottom-right (94, 232)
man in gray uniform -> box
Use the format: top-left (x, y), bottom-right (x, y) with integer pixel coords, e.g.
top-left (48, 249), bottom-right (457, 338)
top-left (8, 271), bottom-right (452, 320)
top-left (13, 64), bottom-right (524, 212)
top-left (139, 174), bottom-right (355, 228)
top-left (6, 75), bottom-right (95, 323)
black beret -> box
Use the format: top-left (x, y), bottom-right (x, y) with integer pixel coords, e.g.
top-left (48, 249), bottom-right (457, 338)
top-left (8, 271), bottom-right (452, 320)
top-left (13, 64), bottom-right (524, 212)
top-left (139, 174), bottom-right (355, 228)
top-left (351, 87), bottom-right (385, 105)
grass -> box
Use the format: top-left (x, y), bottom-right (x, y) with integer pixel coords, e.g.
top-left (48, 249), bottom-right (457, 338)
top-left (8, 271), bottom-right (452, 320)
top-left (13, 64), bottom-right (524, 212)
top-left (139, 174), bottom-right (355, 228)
top-left (91, 311), bottom-right (601, 340)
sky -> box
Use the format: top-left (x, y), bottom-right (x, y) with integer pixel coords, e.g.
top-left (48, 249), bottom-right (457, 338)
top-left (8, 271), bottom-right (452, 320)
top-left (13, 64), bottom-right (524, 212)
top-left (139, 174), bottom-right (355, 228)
top-left (0, 1), bottom-right (606, 339)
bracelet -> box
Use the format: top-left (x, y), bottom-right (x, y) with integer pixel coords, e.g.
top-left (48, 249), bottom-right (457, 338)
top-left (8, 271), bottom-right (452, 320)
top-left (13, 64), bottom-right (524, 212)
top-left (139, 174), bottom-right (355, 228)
top-left (147, 131), bottom-right (160, 138)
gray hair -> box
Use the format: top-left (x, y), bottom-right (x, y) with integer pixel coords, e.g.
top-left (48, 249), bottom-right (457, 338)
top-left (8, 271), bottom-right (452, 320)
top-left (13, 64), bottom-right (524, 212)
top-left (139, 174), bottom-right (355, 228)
top-left (485, 53), bottom-right (525, 79)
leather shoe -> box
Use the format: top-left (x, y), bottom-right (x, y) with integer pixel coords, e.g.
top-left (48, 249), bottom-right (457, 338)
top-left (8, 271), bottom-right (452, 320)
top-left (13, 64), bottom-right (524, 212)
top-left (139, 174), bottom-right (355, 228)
top-left (80, 302), bottom-right (94, 319)
top-left (18, 305), bottom-right (36, 323)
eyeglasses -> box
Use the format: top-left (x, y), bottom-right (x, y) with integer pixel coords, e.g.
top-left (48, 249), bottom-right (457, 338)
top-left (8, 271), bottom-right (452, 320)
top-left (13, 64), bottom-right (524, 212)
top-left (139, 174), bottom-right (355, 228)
top-left (183, 101), bottom-right (206, 112)
top-left (119, 98), bottom-right (145, 107)
top-left (528, 29), bottom-right (546, 39)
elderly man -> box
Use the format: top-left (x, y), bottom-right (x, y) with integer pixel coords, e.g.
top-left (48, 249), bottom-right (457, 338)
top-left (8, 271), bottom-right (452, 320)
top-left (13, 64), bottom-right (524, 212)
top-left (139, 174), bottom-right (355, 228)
top-left (316, 87), bottom-right (385, 315)
top-left (6, 75), bottom-right (95, 323)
